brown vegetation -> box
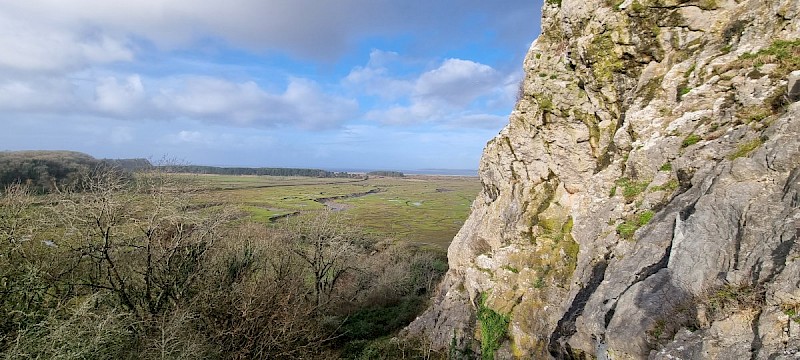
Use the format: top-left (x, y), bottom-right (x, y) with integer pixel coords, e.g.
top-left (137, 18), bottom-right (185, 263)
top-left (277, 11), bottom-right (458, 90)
top-left (0, 166), bottom-right (449, 359)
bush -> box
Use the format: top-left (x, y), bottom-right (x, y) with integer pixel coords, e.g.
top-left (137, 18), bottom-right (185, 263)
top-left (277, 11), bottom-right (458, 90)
top-left (728, 137), bottom-right (765, 160)
top-left (616, 210), bottom-right (655, 240)
top-left (0, 169), bottom-right (448, 358)
top-left (613, 178), bottom-right (650, 202)
top-left (681, 134), bottom-right (701, 148)
top-left (739, 39), bottom-right (800, 78)
top-left (477, 293), bottom-right (510, 360)
top-left (2, 294), bottom-right (139, 360)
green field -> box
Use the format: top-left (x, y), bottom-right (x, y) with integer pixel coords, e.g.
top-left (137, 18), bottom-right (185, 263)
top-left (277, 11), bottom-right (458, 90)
top-left (189, 174), bottom-right (480, 249)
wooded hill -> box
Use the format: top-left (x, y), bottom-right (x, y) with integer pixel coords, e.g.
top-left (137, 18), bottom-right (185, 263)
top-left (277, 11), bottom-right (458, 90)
top-left (0, 151), bottom-right (366, 193)
top-left (0, 151), bottom-right (103, 193)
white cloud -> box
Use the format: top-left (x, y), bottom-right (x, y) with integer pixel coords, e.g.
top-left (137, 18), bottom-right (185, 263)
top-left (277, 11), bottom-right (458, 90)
top-left (0, 70), bottom-right (356, 130)
top-left (155, 77), bottom-right (267, 123)
top-left (0, 77), bottom-right (76, 112)
top-left (93, 75), bottom-right (145, 116)
top-left (0, 0), bottom-right (537, 62)
top-left (357, 57), bottom-right (512, 127)
top-left (344, 50), bottom-right (413, 99)
top-left (0, 1), bottom-right (532, 135)
top-left (154, 77), bottom-right (357, 129)
top-left (0, 12), bottom-right (133, 73)
top-left (414, 59), bottom-right (500, 107)
top-left (167, 128), bottom-right (275, 151)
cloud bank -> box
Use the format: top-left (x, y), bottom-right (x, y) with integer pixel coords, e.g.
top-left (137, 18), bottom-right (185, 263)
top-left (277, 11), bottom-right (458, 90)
top-left (0, 0), bottom-right (541, 169)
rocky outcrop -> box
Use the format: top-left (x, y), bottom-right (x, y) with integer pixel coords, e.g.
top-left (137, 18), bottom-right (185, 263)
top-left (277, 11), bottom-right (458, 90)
top-left (405, 0), bottom-right (800, 358)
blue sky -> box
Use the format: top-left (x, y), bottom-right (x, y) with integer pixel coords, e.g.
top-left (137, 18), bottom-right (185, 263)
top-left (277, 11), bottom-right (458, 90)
top-left (0, 0), bottom-right (542, 170)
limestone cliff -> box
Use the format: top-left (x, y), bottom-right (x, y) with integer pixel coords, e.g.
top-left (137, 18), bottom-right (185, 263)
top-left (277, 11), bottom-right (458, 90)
top-left (405, 0), bottom-right (800, 358)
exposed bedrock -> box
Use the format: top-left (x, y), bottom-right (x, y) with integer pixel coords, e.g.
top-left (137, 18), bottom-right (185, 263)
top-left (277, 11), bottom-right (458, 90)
top-left (404, 0), bottom-right (800, 358)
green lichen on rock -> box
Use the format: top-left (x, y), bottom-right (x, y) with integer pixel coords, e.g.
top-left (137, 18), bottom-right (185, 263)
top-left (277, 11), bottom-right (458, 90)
top-left (534, 93), bottom-right (555, 113)
top-left (638, 75), bottom-right (665, 105)
top-left (546, 0), bottom-right (562, 7)
top-left (698, 0), bottom-right (718, 10)
top-left (574, 110), bottom-right (601, 157)
top-left (587, 33), bottom-right (624, 82)
top-left (532, 213), bottom-right (579, 282)
top-left (624, 2), bottom-right (668, 63)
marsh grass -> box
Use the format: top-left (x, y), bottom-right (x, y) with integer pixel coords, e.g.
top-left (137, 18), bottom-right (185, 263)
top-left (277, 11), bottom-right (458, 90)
top-left (190, 174), bottom-right (479, 248)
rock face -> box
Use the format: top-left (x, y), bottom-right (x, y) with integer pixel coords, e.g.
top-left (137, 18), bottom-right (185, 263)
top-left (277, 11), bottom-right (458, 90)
top-left (405, 0), bottom-right (800, 358)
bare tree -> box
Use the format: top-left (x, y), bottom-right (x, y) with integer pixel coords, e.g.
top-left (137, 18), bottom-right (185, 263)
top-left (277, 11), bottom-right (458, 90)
top-left (285, 211), bottom-right (361, 308)
top-left (55, 165), bottom-right (231, 318)
top-left (0, 182), bottom-right (35, 247)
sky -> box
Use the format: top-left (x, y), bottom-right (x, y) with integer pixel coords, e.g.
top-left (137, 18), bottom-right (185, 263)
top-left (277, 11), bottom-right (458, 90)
top-left (0, 0), bottom-right (542, 170)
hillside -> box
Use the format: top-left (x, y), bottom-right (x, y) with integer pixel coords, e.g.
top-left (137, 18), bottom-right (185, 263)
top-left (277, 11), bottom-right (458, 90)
top-left (406, 0), bottom-right (800, 358)
top-left (0, 151), bottom-right (102, 193)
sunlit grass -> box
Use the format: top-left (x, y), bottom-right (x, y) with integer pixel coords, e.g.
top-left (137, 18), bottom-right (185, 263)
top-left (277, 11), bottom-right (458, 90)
top-left (181, 174), bottom-right (480, 249)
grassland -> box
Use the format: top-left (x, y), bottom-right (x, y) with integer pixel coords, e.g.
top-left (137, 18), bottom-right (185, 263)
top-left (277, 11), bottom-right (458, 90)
top-left (187, 174), bottom-right (480, 249)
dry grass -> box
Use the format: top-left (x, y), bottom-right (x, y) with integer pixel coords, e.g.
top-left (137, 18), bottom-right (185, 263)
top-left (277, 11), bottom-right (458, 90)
top-left (737, 39), bottom-right (800, 78)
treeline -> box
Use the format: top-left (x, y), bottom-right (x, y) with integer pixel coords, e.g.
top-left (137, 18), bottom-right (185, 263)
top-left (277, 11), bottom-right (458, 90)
top-left (0, 169), bottom-right (448, 359)
top-left (0, 151), bottom-right (369, 194)
top-left (367, 170), bottom-right (405, 177)
top-left (160, 165), bottom-right (362, 178)
top-left (102, 158), bottom-right (153, 172)
top-left (0, 151), bottom-right (155, 193)
top-left (0, 151), bottom-right (101, 193)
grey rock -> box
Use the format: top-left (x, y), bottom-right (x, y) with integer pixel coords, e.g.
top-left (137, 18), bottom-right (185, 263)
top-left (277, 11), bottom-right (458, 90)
top-left (789, 70), bottom-right (800, 102)
top-left (405, 0), bottom-right (800, 359)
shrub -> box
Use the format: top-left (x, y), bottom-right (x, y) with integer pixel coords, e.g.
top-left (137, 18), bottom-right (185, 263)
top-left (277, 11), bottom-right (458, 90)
top-left (477, 293), bottom-right (510, 360)
top-left (782, 304), bottom-right (800, 323)
top-left (727, 137), bottom-right (765, 160)
top-left (1, 294), bottom-right (139, 360)
top-left (702, 283), bottom-right (764, 318)
top-left (677, 86), bottom-right (692, 101)
top-left (0, 169), bottom-right (449, 359)
top-left (739, 39), bottom-right (800, 78)
top-left (613, 178), bottom-right (650, 202)
top-left (681, 134), bottom-right (701, 148)
top-left (651, 179), bottom-right (679, 193)
top-left (616, 210), bottom-right (655, 240)
top-left (736, 106), bottom-right (771, 124)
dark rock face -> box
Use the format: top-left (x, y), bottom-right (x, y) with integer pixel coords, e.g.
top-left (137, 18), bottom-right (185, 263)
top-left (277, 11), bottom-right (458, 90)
top-left (789, 71), bottom-right (800, 102)
top-left (405, 0), bottom-right (800, 358)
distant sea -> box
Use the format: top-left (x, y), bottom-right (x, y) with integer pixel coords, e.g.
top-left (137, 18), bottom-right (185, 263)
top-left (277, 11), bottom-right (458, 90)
top-left (327, 168), bottom-right (478, 176)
